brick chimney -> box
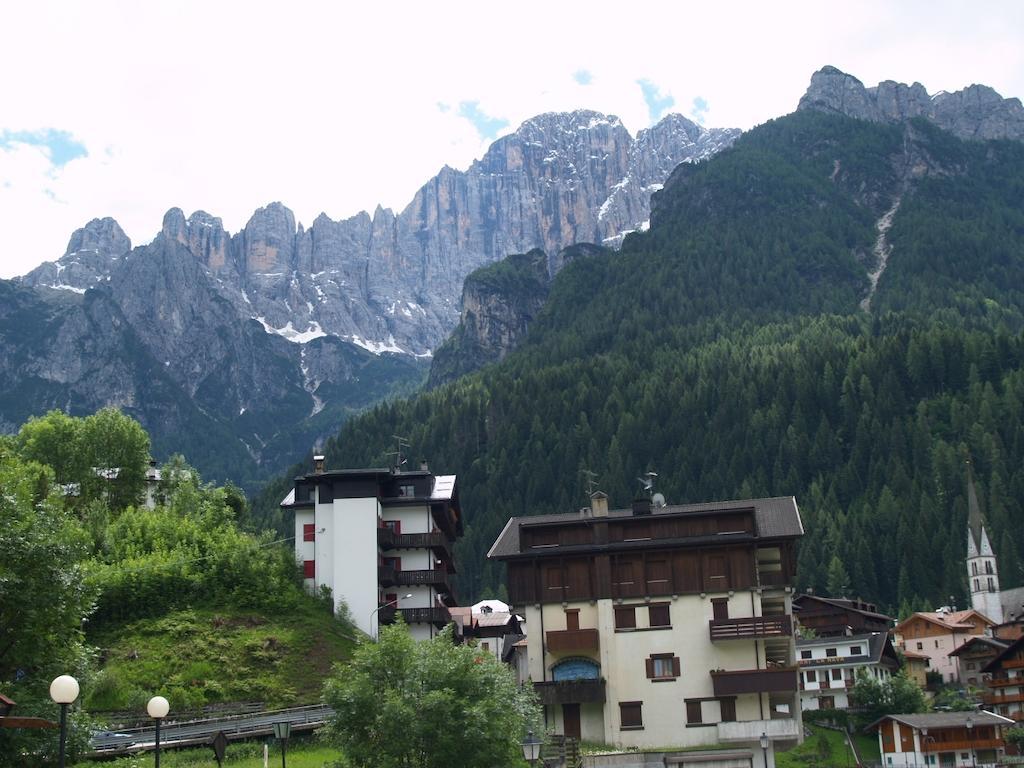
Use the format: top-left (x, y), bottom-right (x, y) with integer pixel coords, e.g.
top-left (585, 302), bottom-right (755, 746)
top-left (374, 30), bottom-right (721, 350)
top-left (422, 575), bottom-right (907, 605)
top-left (591, 491), bottom-right (609, 517)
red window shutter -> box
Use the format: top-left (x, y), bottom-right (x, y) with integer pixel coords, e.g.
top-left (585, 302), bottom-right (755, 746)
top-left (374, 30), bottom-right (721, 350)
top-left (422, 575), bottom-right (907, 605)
top-left (303, 560), bottom-right (315, 578)
top-left (303, 523), bottom-right (315, 542)
top-left (672, 656), bottom-right (681, 677)
top-left (645, 658), bottom-right (654, 678)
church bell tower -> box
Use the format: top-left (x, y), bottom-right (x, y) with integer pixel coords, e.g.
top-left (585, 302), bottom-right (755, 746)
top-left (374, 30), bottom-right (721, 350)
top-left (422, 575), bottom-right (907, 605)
top-left (966, 464), bottom-right (1003, 623)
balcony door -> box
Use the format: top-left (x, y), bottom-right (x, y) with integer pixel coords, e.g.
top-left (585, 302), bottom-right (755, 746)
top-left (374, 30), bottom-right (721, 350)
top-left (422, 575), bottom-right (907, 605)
top-left (562, 703), bottom-right (580, 740)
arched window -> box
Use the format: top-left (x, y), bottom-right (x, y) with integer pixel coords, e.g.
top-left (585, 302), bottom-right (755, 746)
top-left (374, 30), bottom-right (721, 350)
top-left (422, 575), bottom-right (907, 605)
top-left (974, 579), bottom-right (980, 592)
top-left (551, 657), bottom-right (601, 681)
top-left (985, 561), bottom-right (994, 575)
top-left (973, 562), bottom-right (979, 576)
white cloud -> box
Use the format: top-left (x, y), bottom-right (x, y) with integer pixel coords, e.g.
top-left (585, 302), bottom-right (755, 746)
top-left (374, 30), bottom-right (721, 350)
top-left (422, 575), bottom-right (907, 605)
top-left (0, 0), bottom-right (1022, 278)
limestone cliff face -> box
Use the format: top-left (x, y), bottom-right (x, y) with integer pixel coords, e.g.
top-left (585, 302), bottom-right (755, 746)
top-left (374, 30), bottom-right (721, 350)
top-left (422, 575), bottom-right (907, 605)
top-left (798, 66), bottom-right (1024, 141)
top-left (427, 244), bottom-right (605, 387)
top-left (21, 218), bottom-right (131, 292)
top-left (19, 110), bottom-right (740, 355)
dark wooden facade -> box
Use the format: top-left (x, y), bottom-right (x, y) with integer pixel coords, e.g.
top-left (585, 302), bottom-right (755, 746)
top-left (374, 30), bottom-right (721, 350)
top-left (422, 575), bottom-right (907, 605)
top-left (792, 594), bottom-right (892, 636)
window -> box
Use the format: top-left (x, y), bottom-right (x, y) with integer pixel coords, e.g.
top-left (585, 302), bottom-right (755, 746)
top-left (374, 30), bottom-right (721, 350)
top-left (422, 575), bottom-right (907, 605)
top-left (831, 669), bottom-right (842, 680)
top-left (974, 578), bottom-right (980, 592)
top-left (303, 523), bottom-right (315, 542)
top-left (615, 606), bottom-right (636, 629)
top-left (805, 670), bottom-right (816, 683)
top-left (819, 695), bottom-right (835, 709)
top-left (398, 483), bottom-right (415, 497)
top-left (916, 642), bottom-right (923, 650)
top-left (686, 700), bottom-right (702, 724)
top-left (986, 560), bottom-right (994, 575)
top-left (383, 520), bottom-right (401, 534)
top-left (967, 662), bottom-right (976, 671)
top-left (826, 648), bottom-right (838, 657)
top-left (850, 645), bottom-right (862, 655)
top-left (800, 650), bottom-right (812, 660)
top-left (648, 604), bottom-right (671, 627)
top-left (712, 599), bottom-right (729, 621)
top-left (719, 698), bottom-right (736, 722)
top-left (481, 642), bottom-right (489, 652)
top-left (623, 522), bottom-right (650, 541)
top-left (383, 557), bottom-right (401, 571)
top-left (614, 561), bottom-right (635, 586)
top-left (303, 560), bottom-right (315, 578)
top-left (619, 701), bottom-right (643, 729)
top-left (646, 654), bottom-right (679, 680)
top-left (973, 562), bottom-right (979, 576)
top-left (988, 577), bottom-right (996, 592)
top-left (934, 640), bottom-right (939, 649)
top-left (565, 609), bottom-right (580, 631)
top-left (544, 566), bottom-right (564, 594)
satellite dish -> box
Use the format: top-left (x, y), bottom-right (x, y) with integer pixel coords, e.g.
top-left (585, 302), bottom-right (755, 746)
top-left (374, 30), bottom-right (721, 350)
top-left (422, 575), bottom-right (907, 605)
top-left (652, 492), bottom-right (667, 508)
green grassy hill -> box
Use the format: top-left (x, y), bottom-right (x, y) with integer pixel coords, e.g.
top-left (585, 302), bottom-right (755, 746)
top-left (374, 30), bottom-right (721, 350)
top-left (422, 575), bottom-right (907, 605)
top-left (86, 604), bottom-right (355, 715)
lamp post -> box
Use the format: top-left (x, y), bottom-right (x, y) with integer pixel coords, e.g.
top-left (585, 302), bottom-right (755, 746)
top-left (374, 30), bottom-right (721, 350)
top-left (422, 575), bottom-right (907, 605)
top-left (147, 695), bottom-right (169, 767)
top-left (759, 732), bottom-right (769, 768)
top-left (273, 721), bottom-right (292, 768)
top-left (49, 675), bottom-right (79, 768)
top-left (369, 593), bottom-right (413, 641)
top-left (521, 730), bottom-right (542, 766)
top-left (965, 715), bottom-right (976, 768)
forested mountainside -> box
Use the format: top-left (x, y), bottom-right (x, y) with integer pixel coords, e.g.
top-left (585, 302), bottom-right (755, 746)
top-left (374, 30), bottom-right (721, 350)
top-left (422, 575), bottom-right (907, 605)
top-left (255, 109), bottom-right (1024, 614)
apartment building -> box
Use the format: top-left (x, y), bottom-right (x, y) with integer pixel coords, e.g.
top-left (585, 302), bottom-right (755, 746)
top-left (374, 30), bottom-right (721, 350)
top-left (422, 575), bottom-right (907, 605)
top-left (280, 456), bottom-right (462, 640)
top-left (797, 633), bottom-right (899, 711)
top-left (488, 491), bottom-right (804, 767)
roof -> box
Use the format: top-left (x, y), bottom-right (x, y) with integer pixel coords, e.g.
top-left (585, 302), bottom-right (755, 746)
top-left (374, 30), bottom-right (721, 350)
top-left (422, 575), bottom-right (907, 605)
top-left (867, 711), bottom-right (1012, 733)
top-left (949, 636), bottom-right (1010, 657)
top-left (431, 475), bottom-right (456, 501)
top-left (793, 594), bottom-right (893, 623)
top-left (982, 634), bottom-right (1024, 674)
top-left (1000, 586), bottom-right (1024, 623)
top-left (487, 495), bottom-right (802, 559)
top-left (901, 649), bottom-right (931, 660)
top-left (895, 610), bottom-right (993, 633)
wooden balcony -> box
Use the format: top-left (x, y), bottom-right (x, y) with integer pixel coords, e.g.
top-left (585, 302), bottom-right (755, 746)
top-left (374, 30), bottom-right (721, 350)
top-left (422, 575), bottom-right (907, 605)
top-left (377, 528), bottom-right (453, 559)
top-left (987, 676), bottom-right (1022, 688)
top-left (709, 615), bottom-right (792, 641)
top-left (378, 565), bottom-right (396, 585)
top-left (546, 629), bottom-right (600, 654)
top-left (378, 606), bottom-right (451, 627)
top-left (1004, 659), bottom-right (1024, 670)
top-left (394, 569), bottom-right (453, 594)
top-left (921, 739), bottom-right (1004, 753)
top-left (533, 679), bottom-right (606, 706)
top-left (711, 667), bottom-right (799, 696)
top-left (758, 571), bottom-right (789, 588)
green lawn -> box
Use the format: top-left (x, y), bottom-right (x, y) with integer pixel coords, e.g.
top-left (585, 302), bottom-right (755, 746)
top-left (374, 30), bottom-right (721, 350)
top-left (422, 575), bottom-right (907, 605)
top-left (776, 724), bottom-right (858, 768)
top-left (73, 739), bottom-right (342, 767)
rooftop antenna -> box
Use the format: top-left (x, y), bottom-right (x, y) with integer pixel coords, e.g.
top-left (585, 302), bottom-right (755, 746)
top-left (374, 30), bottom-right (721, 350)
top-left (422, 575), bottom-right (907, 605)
top-left (637, 470), bottom-right (658, 496)
top-left (390, 435), bottom-right (410, 472)
top-left (581, 469), bottom-right (599, 498)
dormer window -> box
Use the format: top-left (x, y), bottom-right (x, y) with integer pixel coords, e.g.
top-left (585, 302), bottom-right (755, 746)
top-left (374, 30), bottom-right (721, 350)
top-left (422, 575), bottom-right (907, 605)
top-left (399, 484), bottom-right (415, 498)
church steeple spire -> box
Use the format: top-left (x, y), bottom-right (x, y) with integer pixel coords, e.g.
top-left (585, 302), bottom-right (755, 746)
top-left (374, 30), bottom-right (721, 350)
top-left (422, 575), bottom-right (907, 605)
top-left (965, 460), bottom-right (1003, 623)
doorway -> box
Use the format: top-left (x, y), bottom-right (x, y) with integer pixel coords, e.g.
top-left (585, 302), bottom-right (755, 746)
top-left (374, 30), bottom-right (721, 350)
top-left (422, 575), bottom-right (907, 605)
top-left (562, 703), bottom-right (581, 740)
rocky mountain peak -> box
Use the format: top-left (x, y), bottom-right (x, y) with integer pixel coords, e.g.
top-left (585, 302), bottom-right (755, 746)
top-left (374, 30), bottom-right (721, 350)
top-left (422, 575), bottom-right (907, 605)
top-left (19, 216), bottom-right (131, 293)
top-left (798, 65), bottom-right (1024, 141)
top-left (243, 202), bottom-right (297, 274)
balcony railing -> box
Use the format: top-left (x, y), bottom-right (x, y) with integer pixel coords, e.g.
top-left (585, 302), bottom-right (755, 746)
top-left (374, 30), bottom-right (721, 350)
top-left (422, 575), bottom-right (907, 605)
top-left (921, 739), bottom-right (1004, 753)
top-left (982, 691), bottom-right (1024, 705)
top-left (987, 676), bottom-right (1022, 688)
top-left (709, 615), bottom-right (792, 641)
top-left (718, 717), bottom-right (801, 743)
top-left (533, 679), bottom-right (606, 706)
top-left (758, 571), bottom-right (789, 587)
top-left (546, 629), bottom-right (600, 654)
top-left (394, 569), bottom-right (452, 593)
top-left (377, 528), bottom-right (453, 558)
top-left (378, 565), bottom-right (396, 585)
top-left (378, 606), bottom-right (451, 627)
top-left (711, 667), bottom-right (799, 696)
top-left (1003, 659), bottom-right (1024, 670)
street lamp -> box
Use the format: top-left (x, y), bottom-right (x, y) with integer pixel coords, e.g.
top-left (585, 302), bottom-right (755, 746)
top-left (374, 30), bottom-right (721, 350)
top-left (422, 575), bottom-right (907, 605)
top-left (521, 730), bottom-right (542, 766)
top-left (965, 716), bottom-right (976, 768)
top-left (147, 695), bottom-right (170, 767)
top-left (49, 675), bottom-right (79, 768)
top-left (273, 721), bottom-right (292, 768)
top-left (759, 732), bottom-right (769, 768)
top-left (369, 593), bottom-right (412, 641)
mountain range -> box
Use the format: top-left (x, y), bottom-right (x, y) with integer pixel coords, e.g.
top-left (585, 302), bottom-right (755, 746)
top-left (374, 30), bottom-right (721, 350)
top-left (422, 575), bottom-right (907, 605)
top-left (2, 109), bottom-right (740, 486)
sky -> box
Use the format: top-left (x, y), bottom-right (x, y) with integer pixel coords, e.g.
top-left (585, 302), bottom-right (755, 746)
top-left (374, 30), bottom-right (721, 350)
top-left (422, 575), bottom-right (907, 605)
top-left (1, 1), bottom-right (1022, 278)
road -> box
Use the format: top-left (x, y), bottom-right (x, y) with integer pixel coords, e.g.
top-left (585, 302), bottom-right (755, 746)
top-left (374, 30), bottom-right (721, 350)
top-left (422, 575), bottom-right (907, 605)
top-left (90, 704), bottom-right (332, 755)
